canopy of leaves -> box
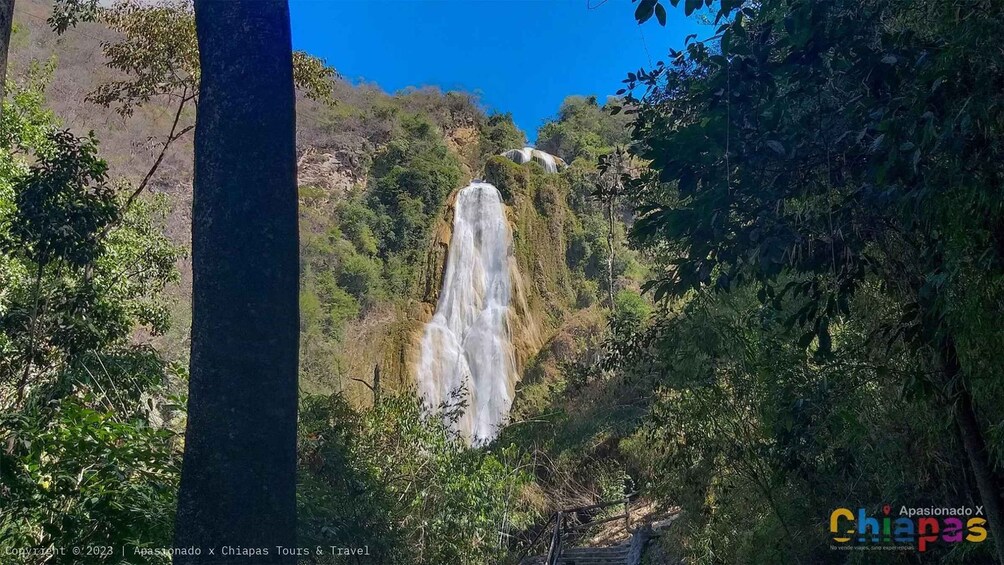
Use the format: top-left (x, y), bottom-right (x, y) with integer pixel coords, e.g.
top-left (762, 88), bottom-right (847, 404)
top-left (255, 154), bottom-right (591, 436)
top-left (0, 66), bottom-right (183, 562)
top-left (575, 0), bottom-right (1004, 561)
top-left (4, 130), bottom-right (116, 268)
top-left (48, 0), bottom-right (99, 34)
top-left (627, 0), bottom-right (1004, 387)
top-left (90, 0), bottom-right (337, 117)
top-left (536, 95), bottom-right (631, 163)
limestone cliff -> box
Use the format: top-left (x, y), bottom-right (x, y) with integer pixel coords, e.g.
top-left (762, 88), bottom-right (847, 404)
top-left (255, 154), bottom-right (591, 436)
top-left (371, 155), bottom-right (584, 407)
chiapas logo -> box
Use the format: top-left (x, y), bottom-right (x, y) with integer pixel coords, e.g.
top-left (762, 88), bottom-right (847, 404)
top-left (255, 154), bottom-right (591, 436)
top-left (830, 504), bottom-right (987, 552)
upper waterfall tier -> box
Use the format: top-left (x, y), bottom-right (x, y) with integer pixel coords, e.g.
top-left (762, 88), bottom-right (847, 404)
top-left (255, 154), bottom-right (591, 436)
top-left (416, 182), bottom-right (517, 442)
top-left (502, 147), bottom-right (566, 174)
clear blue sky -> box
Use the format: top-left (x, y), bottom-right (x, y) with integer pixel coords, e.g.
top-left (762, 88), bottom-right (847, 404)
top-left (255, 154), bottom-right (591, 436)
top-left (288, 0), bottom-right (706, 141)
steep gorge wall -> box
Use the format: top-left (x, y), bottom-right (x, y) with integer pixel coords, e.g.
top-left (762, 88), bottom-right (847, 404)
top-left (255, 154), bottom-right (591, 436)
top-left (11, 0), bottom-right (589, 410)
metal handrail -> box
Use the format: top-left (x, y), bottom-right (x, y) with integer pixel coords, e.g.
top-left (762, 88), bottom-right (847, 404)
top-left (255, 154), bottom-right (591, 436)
top-left (546, 511), bottom-right (563, 565)
top-left (515, 512), bottom-right (556, 562)
top-left (563, 512), bottom-right (628, 532)
top-left (544, 493), bottom-right (638, 564)
top-left (557, 492), bottom-right (638, 515)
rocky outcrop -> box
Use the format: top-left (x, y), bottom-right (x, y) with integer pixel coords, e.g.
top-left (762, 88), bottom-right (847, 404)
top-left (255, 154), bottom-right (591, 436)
top-left (329, 143), bottom-right (587, 411)
top-left (444, 125), bottom-right (481, 176)
top-left (383, 156), bottom-right (583, 406)
top-left (296, 147), bottom-right (366, 197)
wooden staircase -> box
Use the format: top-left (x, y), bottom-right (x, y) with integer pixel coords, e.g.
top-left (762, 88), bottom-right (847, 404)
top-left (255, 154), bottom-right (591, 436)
top-left (521, 543), bottom-right (632, 564)
top-left (519, 494), bottom-right (654, 565)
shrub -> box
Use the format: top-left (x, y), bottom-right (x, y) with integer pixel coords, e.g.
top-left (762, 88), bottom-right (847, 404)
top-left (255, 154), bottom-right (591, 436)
top-left (298, 393), bottom-right (535, 565)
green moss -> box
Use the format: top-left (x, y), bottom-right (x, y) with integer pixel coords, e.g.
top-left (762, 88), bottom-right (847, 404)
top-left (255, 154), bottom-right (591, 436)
top-left (485, 156), bottom-right (579, 327)
top-left (483, 155), bottom-right (528, 204)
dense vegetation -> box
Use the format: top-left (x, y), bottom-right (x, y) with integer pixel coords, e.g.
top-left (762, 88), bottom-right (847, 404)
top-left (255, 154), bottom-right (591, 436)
top-left (0, 64), bottom-right (184, 557)
top-left (2, 0), bottom-right (1003, 563)
top-left (504, 0), bottom-right (1004, 563)
top-left (298, 109), bottom-right (466, 388)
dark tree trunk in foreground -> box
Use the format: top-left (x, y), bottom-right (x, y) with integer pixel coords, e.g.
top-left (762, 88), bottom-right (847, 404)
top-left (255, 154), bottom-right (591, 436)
top-left (956, 391), bottom-right (1004, 564)
top-left (0, 0), bottom-right (15, 109)
top-left (174, 1), bottom-right (298, 562)
top-left (945, 339), bottom-right (1004, 564)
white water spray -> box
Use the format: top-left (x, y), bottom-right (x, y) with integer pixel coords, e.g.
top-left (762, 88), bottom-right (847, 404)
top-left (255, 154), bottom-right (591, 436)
top-left (416, 182), bottom-right (516, 442)
top-left (503, 147), bottom-right (563, 174)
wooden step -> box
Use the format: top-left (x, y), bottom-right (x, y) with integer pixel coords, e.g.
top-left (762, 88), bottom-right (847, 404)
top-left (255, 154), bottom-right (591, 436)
top-left (521, 544), bottom-right (630, 565)
top-left (563, 546), bottom-right (628, 555)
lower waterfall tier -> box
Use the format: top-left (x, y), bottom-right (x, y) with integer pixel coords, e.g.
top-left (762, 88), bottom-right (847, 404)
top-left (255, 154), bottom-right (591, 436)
top-left (416, 181), bottom-right (517, 442)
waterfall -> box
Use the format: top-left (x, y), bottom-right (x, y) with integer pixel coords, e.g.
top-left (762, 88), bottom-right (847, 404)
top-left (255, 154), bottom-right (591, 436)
top-left (416, 181), bottom-right (516, 442)
top-left (502, 147), bottom-right (564, 174)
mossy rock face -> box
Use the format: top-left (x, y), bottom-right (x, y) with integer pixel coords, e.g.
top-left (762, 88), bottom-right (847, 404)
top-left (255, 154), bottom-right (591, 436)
top-left (487, 157), bottom-right (577, 322)
top-left (484, 156), bottom-right (580, 371)
top-left (420, 189), bottom-right (460, 306)
top-left (484, 156), bottom-right (528, 204)
top-left (510, 306), bottom-right (607, 421)
top-left (336, 303), bottom-right (417, 406)
top-left (367, 185), bottom-right (459, 394)
top-left (379, 312), bottom-right (427, 393)
top-left (379, 156), bottom-right (583, 394)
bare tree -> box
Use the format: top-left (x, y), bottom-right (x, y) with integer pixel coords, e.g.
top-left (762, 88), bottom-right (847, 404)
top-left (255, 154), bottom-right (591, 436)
top-left (0, 0), bottom-right (15, 109)
top-left (594, 147), bottom-right (631, 309)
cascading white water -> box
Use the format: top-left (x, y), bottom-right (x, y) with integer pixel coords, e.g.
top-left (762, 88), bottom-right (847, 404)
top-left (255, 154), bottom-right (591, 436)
top-left (416, 181), bottom-right (517, 442)
top-left (503, 147), bottom-right (562, 173)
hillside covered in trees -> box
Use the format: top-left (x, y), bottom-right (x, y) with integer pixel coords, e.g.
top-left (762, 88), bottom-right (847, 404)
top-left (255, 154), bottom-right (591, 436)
top-left (1, 0), bottom-right (1003, 564)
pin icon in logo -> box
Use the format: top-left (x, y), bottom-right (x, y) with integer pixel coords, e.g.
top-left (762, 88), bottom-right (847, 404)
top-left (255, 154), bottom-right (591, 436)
top-left (883, 504), bottom-right (891, 516)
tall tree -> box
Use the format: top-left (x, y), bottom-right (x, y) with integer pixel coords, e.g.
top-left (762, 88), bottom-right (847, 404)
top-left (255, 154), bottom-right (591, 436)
top-left (89, 0), bottom-right (334, 210)
top-left (173, 0), bottom-right (299, 561)
top-left (595, 146), bottom-right (631, 308)
top-left (0, 0), bottom-right (13, 107)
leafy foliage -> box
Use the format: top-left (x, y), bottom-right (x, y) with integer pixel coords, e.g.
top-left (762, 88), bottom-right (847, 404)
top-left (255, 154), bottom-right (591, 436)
top-left (4, 130), bottom-right (116, 269)
top-left (566, 0), bottom-right (1004, 561)
top-left (89, 0), bottom-right (200, 117)
top-left (537, 96), bottom-right (631, 163)
top-left (0, 60), bottom-right (183, 563)
top-left (369, 114), bottom-right (463, 261)
top-left (84, 0), bottom-right (338, 209)
top-left (48, 0), bottom-right (100, 35)
top-left (91, 0), bottom-right (336, 116)
top-left (0, 399), bottom-right (179, 563)
top-left (478, 112), bottom-right (526, 166)
top-left (298, 393), bottom-right (534, 565)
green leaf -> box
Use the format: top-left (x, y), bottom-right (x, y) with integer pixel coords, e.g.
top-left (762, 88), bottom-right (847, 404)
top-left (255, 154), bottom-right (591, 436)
top-left (635, 0), bottom-right (657, 23)
top-left (655, 3), bottom-right (667, 25)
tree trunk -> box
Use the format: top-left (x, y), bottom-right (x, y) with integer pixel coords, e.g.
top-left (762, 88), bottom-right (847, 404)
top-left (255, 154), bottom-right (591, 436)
top-left (16, 261), bottom-right (44, 406)
top-left (606, 196), bottom-right (615, 309)
top-left (173, 1), bottom-right (298, 563)
top-left (956, 393), bottom-right (1004, 563)
top-left (0, 0), bottom-right (15, 110)
top-left (945, 341), bottom-right (1004, 564)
